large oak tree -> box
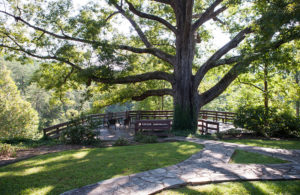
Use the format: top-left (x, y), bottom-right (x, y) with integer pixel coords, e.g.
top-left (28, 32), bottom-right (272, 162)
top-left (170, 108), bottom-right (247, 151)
top-left (0, 0), bottom-right (299, 132)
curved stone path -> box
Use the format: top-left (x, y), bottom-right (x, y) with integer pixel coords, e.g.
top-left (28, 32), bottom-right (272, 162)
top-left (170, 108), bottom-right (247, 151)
top-left (61, 137), bottom-right (300, 195)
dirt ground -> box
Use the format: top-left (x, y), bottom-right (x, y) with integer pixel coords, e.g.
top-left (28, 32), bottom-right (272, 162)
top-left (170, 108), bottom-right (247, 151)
top-left (0, 144), bottom-right (93, 167)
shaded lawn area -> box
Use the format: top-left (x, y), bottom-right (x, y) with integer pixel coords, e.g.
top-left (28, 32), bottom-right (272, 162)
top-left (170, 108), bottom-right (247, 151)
top-left (230, 150), bottom-right (288, 164)
top-left (0, 142), bottom-right (203, 195)
top-left (222, 139), bottom-right (300, 149)
top-left (157, 180), bottom-right (300, 195)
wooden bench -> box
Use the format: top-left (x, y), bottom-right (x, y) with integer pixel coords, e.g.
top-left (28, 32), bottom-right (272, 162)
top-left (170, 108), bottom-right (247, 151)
top-left (135, 119), bottom-right (172, 137)
top-left (198, 119), bottom-right (219, 134)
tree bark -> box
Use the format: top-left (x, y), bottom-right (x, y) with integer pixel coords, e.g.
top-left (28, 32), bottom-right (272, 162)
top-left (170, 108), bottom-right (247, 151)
top-left (172, 1), bottom-right (199, 133)
top-left (264, 63), bottom-right (269, 115)
top-left (296, 71), bottom-right (299, 118)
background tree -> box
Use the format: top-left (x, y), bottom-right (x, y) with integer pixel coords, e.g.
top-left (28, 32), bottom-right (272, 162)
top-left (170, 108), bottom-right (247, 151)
top-left (0, 0), bottom-right (299, 132)
top-left (0, 64), bottom-right (39, 139)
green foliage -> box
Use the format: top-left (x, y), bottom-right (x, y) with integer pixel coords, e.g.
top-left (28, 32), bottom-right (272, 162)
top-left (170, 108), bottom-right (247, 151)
top-left (59, 117), bottom-right (101, 145)
top-left (234, 105), bottom-right (300, 138)
top-left (2, 58), bottom-right (94, 129)
top-left (113, 137), bottom-right (129, 146)
top-left (269, 112), bottom-right (300, 138)
top-left (134, 133), bottom-right (158, 143)
top-left (0, 65), bottom-right (39, 139)
top-left (0, 137), bottom-right (60, 150)
top-left (234, 106), bottom-right (269, 136)
top-left (0, 143), bottom-right (16, 157)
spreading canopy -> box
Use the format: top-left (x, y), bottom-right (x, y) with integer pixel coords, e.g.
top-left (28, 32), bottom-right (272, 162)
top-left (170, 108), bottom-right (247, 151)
top-left (0, 0), bottom-right (299, 131)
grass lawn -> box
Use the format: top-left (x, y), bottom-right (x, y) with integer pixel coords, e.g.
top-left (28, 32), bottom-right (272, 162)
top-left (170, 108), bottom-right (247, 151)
top-left (230, 150), bottom-right (288, 164)
top-left (0, 142), bottom-right (203, 195)
top-left (159, 138), bottom-right (294, 195)
top-left (157, 180), bottom-right (300, 195)
top-left (222, 139), bottom-right (300, 149)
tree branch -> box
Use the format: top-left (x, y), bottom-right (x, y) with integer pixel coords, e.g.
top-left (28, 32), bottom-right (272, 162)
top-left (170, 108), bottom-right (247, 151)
top-left (198, 31), bottom-right (296, 106)
top-left (118, 45), bottom-right (175, 65)
top-left (112, 3), bottom-right (152, 48)
top-left (132, 88), bottom-right (173, 101)
top-left (192, 0), bottom-right (226, 31)
top-left (0, 44), bottom-right (82, 71)
top-left (211, 55), bottom-right (241, 67)
top-left (199, 61), bottom-right (245, 106)
top-left (92, 71), bottom-right (174, 84)
top-left (125, 0), bottom-right (176, 33)
top-left (194, 27), bottom-right (252, 88)
top-left (151, 0), bottom-right (171, 5)
top-left (237, 78), bottom-right (264, 92)
top-left (112, 2), bottom-right (175, 66)
top-left (0, 10), bottom-right (98, 45)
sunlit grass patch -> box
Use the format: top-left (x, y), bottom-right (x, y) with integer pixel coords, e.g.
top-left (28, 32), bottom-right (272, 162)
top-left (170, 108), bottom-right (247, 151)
top-left (223, 139), bottom-right (300, 149)
top-left (157, 180), bottom-right (300, 195)
top-left (230, 150), bottom-right (288, 164)
top-left (0, 142), bottom-right (203, 195)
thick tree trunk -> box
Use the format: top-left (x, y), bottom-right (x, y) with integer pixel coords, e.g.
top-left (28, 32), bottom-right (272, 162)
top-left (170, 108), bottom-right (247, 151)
top-left (172, 1), bottom-right (199, 133)
top-left (173, 88), bottom-right (199, 133)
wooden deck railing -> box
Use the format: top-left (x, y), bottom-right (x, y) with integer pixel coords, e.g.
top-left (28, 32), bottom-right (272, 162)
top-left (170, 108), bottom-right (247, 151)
top-left (43, 110), bottom-right (236, 138)
top-left (198, 119), bottom-right (220, 134)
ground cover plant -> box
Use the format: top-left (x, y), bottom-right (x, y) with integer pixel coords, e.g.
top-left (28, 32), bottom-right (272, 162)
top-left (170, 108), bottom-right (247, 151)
top-left (0, 143), bottom-right (16, 157)
top-left (230, 150), bottom-right (288, 164)
top-left (157, 180), bottom-right (300, 195)
top-left (0, 142), bottom-right (203, 195)
top-left (0, 137), bottom-right (61, 151)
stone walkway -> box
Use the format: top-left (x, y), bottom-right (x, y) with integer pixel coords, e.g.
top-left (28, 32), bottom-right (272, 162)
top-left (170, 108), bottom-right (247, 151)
top-left (61, 137), bottom-right (300, 195)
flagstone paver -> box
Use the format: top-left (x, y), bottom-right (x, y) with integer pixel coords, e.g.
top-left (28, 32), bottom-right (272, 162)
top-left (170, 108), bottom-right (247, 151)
top-left (61, 137), bottom-right (300, 195)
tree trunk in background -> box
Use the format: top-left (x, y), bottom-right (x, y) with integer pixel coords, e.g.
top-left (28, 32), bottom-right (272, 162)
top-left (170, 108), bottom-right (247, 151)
top-left (296, 71), bottom-right (299, 117)
top-left (264, 63), bottom-right (269, 115)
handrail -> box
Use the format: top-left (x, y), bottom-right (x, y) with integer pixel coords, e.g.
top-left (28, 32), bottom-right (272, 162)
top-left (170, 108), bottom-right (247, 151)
top-left (43, 110), bottom-right (236, 138)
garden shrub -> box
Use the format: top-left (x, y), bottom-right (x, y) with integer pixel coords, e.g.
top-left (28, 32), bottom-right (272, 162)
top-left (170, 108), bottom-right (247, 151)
top-left (134, 133), bottom-right (158, 143)
top-left (269, 112), bottom-right (300, 138)
top-left (1, 137), bottom-right (60, 149)
top-left (234, 106), bottom-right (300, 138)
top-left (0, 143), bottom-right (16, 157)
top-left (60, 117), bottom-right (101, 145)
top-left (113, 137), bottom-right (129, 146)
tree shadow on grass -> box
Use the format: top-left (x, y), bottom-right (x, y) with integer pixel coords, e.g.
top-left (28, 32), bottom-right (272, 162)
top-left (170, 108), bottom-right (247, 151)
top-left (160, 180), bottom-right (300, 195)
top-left (0, 142), bottom-right (202, 195)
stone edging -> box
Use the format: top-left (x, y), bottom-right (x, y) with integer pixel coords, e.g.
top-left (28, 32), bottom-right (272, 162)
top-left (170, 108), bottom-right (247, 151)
top-left (61, 137), bottom-right (300, 195)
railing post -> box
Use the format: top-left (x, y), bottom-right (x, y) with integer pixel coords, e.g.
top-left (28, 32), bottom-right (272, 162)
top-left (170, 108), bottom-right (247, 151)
top-left (135, 121), bottom-right (139, 134)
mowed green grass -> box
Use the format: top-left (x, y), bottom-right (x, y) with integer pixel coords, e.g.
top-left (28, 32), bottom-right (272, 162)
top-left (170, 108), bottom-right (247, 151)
top-left (222, 139), bottom-right (300, 149)
top-left (0, 142), bottom-right (203, 195)
top-left (230, 149), bottom-right (288, 164)
top-left (159, 139), bottom-right (297, 195)
top-left (157, 180), bottom-right (300, 195)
